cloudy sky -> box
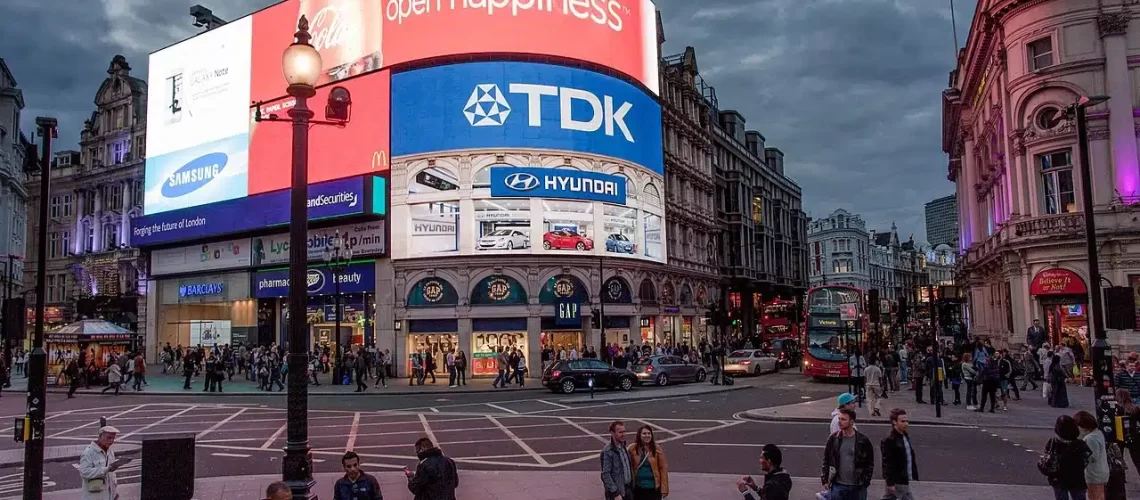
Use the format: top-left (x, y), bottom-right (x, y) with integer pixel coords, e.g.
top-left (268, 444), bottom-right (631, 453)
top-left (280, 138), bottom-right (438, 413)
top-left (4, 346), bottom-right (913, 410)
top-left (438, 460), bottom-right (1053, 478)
top-left (3, 0), bottom-right (975, 242)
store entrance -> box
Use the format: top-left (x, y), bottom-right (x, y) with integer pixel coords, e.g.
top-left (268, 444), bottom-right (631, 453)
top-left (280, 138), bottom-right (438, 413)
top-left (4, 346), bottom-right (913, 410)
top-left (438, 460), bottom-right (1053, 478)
top-left (1044, 301), bottom-right (1089, 359)
top-left (310, 325), bottom-right (357, 358)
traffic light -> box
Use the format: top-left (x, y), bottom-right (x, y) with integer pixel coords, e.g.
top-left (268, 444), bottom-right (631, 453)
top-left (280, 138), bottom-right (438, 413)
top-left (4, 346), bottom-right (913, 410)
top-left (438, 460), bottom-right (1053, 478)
top-left (591, 310), bottom-right (601, 330)
top-left (898, 294), bottom-right (909, 324)
top-left (867, 289), bottom-right (880, 323)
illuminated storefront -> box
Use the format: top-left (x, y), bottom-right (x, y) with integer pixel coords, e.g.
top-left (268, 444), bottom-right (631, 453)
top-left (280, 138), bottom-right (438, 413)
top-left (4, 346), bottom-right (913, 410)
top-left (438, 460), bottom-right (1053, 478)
top-left (1030, 268), bottom-right (1089, 352)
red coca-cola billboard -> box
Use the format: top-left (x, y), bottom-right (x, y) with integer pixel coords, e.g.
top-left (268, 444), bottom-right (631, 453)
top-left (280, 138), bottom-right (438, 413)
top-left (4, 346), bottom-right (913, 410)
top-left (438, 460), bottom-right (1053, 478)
top-left (251, 0), bottom-right (384, 104)
top-left (250, 0), bottom-right (659, 104)
top-left (248, 69), bottom-right (391, 195)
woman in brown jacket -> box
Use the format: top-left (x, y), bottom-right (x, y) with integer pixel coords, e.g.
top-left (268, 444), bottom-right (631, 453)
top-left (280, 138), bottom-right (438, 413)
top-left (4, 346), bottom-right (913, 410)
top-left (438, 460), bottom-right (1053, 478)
top-left (628, 425), bottom-right (669, 500)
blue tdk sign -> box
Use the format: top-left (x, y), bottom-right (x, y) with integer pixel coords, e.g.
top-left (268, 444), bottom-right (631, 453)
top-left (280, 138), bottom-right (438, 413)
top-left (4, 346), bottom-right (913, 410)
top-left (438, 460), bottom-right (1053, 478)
top-left (489, 167), bottom-right (627, 205)
top-left (392, 62), bottom-right (664, 174)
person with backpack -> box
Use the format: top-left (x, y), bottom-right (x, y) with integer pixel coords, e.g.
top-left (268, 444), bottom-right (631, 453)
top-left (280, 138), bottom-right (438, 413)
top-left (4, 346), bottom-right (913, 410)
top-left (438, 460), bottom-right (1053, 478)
top-left (976, 355), bottom-right (1002, 413)
top-left (999, 349), bottom-right (1021, 404)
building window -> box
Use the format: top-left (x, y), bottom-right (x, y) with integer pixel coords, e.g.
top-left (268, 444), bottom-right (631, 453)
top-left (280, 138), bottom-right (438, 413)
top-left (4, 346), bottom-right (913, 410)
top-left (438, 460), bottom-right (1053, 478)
top-left (132, 182), bottom-right (143, 208)
top-left (103, 223), bottom-right (120, 250)
top-left (61, 230), bottom-right (70, 256)
top-left (58, 274), bottom-right (67, 302)
top-left (1028, 37), bottom-right (1054, 71)
top-left (109, 184), bottom-right (123, 210)
top-left (1039, 150), bottom-right (1076, 214)
top-left (49, 196), bottom-right (63, 219)
top-left (47, 276), bottom-right (55, 303)
top-left (112, 140), bottom-right (130, 164)
top-left (48, 232), bottom-right (59, 258)
top-left (1036, 107), bottom-right (1063, 130)
top-left (86, 225), bottom-right (94, 252)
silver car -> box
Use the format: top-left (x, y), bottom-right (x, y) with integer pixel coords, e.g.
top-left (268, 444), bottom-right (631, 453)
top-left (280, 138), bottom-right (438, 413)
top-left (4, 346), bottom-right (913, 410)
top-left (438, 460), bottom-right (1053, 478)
top-left (724, 349), bottom-right (779, 376)
top-left (632, 355), bottom-right (707, 386)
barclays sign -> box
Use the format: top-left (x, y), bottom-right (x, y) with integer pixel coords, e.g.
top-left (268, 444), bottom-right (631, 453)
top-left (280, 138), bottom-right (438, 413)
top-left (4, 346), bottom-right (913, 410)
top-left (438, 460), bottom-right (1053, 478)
top-left (179, 282), bottom-right (224, 297)
top-left (489, 167), bottom-right (626, 205)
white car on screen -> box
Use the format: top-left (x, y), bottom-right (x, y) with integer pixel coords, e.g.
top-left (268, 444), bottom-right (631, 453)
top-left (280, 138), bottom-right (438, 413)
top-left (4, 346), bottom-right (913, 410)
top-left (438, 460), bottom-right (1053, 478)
top-left (477, 229), bottom-right (530, 250)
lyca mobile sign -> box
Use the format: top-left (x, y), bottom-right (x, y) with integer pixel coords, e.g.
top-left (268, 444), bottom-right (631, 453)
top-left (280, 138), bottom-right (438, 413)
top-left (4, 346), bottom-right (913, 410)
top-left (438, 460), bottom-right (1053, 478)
top-left (489, 166), bottom-right (626, 204)
top-left (392, 61), bottom-right (663, 174)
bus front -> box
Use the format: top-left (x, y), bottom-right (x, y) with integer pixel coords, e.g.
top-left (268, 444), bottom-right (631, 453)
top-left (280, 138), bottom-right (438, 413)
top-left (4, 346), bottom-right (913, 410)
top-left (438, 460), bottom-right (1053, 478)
top-left (803, 286), bottom-right (862, 379)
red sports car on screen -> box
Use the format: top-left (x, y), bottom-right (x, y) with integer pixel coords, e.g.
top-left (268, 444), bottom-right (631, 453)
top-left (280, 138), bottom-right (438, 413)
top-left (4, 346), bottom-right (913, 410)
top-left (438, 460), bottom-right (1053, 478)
top-left (542, 230), bottom-right (594, 251)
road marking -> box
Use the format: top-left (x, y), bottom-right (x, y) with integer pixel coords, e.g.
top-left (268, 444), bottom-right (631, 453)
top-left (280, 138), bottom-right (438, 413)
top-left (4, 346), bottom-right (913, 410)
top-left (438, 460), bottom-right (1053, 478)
top-left (640, 420), bottom-right (682, 438)
top-left (687, 399), bottom-right (702, 403)
top-left (429, 407), bottom-right (440, 413)
top-left (0, 409), bottom-right (74, 434)
top-left (121, 406), bottom-right (199, 439)
top-left (49, 404), bottom-right (145, 438)
top-left (418, 413), bottom-right (438, 447)
top-left (486, 416), bottom-right (549, 466)
top-left (262, 423), bottom-right (288, 449)
top-left (683, 442), bottom-right (824, 449)
top-left (560, 417), bottom-right (607, 444)
top-left (484, 403), bottom-right (519, 414)
top-left (210, 452), bottom-right (252, 458)
top-left (196, 407), bottom-right (248, 440)
top-left (346, 412), bottom-right (361, 451)
top-left (537, 399), bottom-right (572, 409)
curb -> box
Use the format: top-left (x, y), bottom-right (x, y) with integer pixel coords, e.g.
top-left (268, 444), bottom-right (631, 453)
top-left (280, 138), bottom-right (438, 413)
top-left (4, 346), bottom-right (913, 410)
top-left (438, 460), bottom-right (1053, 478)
top-left (736, 411), bottom-right (971, 427)
top-left (556, 381), bottom-right (754, 404)
top-left (46, 385), bottom-right (548, 397)
top-left (0, 444), bottom-right (142, 470)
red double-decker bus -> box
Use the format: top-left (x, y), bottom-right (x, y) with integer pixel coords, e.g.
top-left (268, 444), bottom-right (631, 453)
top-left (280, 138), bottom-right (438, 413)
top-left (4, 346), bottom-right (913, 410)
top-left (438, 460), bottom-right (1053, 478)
top-left (803, 285), bottom-right (866, 379)
top-left (759, 299), bottom-right (798, 341)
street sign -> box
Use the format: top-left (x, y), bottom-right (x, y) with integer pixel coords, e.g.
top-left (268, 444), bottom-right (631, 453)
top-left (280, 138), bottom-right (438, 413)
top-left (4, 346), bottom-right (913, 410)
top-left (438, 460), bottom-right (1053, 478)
top-left (839, 304), bottom-right (857, 321)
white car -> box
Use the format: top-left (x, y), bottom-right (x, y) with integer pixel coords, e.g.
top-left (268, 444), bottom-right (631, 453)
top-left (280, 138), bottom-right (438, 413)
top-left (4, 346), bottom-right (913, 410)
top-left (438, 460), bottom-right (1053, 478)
top-left (724, 349), bottom-right (779, 376)
top-left (477, 229), bottom-right (529, 250)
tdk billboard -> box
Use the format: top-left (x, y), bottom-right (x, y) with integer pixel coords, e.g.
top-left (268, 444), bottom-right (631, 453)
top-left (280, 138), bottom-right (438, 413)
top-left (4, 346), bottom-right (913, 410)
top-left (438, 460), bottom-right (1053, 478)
top-left (392, 62), bottom-right (663, 174)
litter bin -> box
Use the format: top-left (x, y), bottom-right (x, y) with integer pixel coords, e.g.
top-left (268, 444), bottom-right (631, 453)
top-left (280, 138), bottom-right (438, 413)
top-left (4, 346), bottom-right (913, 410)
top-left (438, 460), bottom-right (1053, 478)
top-left (141, 432), bottom-right (195, 500)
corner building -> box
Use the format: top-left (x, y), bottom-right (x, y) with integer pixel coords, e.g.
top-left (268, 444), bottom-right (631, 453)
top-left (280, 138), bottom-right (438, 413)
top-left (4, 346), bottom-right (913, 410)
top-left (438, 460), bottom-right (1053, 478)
top-left (942, 0), bottom-right (1140, 349)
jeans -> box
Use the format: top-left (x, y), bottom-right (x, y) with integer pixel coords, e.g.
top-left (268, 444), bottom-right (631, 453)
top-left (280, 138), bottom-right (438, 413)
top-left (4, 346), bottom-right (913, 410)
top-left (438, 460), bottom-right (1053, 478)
top-left (900, 363), bottom-right (908, 383)
top-left (133, 374), bottom-right (146, 391)
top-left (829, 483), bottom-right (868, 500)
top-left (881, 484), bottom-right (914, 500)
top-left (448, 365), bottom-right (456, 386)
top-left (493, 369), bottom-right (507, 387)
top-left (965, 380), bottom-right (978, 406)
top-left (457, 367), bottom-right (466, 385)
top-left (1053, 487), bottom-right (1087, 500)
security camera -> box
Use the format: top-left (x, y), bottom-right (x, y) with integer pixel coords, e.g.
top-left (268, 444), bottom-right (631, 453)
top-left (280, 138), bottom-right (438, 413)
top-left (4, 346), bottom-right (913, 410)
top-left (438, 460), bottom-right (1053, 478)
top-left (191, 5), bottom-right (226, 29)
top-left (326, 86), bottom-right (352, 123)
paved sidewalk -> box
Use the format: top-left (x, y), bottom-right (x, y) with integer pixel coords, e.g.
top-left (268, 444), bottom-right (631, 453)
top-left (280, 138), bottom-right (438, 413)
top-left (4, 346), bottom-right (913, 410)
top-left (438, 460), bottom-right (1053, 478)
top-left (744, 380), bottom-right (1094, 427)
top-left (32, 470), bottom-right (1053, 500)
top-left (0, 443), bottom-right (140, 468)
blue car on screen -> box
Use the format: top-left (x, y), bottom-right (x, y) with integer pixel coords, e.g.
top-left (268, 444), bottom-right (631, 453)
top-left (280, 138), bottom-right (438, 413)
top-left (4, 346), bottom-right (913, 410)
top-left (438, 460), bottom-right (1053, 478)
top-left (605, 234), bottom-right (636, 254)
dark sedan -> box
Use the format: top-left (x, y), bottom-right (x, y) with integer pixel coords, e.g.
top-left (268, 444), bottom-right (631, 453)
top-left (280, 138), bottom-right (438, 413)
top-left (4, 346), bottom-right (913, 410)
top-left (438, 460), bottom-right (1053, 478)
top-left (541, 359), bottom-right (635, 394)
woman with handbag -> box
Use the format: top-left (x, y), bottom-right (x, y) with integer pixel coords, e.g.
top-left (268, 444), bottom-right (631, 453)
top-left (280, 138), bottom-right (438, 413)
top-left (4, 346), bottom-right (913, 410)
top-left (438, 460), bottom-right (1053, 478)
top-left (1040, 415), bottom-right (1092, 500)
top-left (628, 425), bottom-right (669, 500)
top-left (1075, 411), bottom-right (1112, 500)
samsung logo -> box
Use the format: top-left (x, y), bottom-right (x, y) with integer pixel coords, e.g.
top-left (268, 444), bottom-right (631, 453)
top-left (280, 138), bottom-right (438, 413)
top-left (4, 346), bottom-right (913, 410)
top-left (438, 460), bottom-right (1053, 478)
top-left (162, 152), bottom-right (229, 198)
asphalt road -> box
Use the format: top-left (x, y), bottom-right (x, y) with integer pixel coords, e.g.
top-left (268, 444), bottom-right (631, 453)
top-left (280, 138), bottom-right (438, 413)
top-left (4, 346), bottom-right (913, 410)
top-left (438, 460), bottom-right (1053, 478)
top-left (0, 375), bottom-right (1053, 497)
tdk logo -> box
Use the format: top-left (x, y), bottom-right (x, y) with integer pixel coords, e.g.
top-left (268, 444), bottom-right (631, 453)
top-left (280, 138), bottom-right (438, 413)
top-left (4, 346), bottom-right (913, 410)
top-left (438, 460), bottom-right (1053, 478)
top-left (503, 172), bottom-right (540, 191)
top-left (162, 152), bottom-right (228, 198)
top-left (463, 83), bottom-right (634, 142)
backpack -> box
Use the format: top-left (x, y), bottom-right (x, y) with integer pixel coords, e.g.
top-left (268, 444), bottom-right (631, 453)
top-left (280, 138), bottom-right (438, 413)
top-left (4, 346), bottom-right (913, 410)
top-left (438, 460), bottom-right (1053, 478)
top-left (259, 366), bottom-right (269, 378)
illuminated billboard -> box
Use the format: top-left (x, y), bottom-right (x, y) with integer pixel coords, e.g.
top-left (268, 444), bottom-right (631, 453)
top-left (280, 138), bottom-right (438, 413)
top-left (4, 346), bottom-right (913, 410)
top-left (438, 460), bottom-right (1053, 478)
top-left (145, 17), bottom-right (254, 214)
top-left (391, 62), bottom-right (663, 173)
top-left (391, 153), bottom-right (665, 263)
top-left (249, 0), bottom-right (658, 105)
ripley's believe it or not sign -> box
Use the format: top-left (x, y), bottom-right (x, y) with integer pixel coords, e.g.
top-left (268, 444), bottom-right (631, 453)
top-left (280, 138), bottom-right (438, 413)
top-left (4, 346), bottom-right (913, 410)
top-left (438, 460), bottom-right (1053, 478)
top-left (1030, 268), bottom-right (1089, 296)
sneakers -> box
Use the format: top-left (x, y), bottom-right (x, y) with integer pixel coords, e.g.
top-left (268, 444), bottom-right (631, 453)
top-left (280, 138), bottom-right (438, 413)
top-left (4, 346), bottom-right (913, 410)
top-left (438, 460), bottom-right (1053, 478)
top-left (966, 405), bottom-right (977, 410)
top-left (449, 384), bottom-right (457, 388)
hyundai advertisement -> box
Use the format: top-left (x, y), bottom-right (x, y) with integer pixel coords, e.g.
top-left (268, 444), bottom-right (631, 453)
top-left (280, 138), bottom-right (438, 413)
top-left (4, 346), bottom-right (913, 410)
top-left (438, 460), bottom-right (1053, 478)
top-left (391, 62), bottom-right (663, 173)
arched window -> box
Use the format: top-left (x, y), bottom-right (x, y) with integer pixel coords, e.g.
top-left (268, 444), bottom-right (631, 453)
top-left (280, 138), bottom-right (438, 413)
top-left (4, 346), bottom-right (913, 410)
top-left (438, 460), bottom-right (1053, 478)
top-left (407, 277), bottom-right (459, 307)
top-left (470, 275), bottom-right (528, 305)
top-left (680, 284), bottom-right (693, 306)
top-left (602, 277), bottom-right (632, 304)
top-left (639, 279), bottom-right (657, 304)
top-left (539, 274), bottom-right (589, 304)
top-left (643, 183), bottom-right (661, 205)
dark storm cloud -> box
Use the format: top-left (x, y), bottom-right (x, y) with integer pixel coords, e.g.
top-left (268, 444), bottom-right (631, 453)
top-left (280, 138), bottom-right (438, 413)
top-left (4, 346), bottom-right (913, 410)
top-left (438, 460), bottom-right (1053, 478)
top-left (2, 0), bottom-right (975, 241)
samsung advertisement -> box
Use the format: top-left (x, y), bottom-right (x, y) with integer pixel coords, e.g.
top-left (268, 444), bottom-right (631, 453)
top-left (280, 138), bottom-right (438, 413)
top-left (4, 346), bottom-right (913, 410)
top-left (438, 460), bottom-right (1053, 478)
top-left (391, 62), bottom-right (664, 173)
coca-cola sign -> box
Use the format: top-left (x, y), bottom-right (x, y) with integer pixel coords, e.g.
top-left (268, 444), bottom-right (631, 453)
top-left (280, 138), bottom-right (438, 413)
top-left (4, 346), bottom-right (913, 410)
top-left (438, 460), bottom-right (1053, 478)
top-left (1030, 268), bottom-right (1088, 296)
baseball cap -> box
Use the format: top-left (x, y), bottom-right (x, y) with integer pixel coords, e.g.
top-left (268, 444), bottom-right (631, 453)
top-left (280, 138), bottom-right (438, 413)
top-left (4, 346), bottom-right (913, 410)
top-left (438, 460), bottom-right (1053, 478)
top-left (837, 393), bottom-right (856, 406)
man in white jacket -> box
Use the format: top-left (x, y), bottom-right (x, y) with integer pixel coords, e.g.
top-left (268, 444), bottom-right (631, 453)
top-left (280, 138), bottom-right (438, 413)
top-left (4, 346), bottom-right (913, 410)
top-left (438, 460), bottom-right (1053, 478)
top-left (78, 426), bottom-right (131, 500)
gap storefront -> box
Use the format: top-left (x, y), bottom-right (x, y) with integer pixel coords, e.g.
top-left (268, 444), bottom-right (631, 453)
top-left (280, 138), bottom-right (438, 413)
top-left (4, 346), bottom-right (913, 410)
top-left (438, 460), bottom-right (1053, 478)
top-left (253, 261), bottom-right (377, 355)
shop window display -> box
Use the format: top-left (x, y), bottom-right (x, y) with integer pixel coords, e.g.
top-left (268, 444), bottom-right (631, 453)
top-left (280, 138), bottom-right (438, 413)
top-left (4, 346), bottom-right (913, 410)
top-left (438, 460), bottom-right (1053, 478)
top-left (603, 204), bottom-right (637, 255)
top-left (1046, 303), bottom-right (1089, 359)
top-left (407, 333), bottom-right (458, 375)
top-left (408, 202), bottom-right (460, 256)
top-left (474, 199), bottom-right (531, 251)
top-left (541, 200), bottom-right (594, 252)
top-left (542, 331), bottom-right (583, 358)
top-left (643, 212), bottom-right (663, 259)
top-left (472, 332), bottom-right (528, 375)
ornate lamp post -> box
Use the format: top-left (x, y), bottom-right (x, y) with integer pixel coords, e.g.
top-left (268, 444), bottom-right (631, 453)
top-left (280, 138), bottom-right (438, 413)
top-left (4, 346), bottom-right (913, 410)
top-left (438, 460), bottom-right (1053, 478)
top-left (280, 17), bottom-right (321, 499)
top-left (322, 231), bottom-right (353, 384)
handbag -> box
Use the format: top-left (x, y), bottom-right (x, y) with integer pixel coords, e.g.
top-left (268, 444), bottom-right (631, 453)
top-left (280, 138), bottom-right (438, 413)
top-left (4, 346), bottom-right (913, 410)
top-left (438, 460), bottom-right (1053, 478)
top-left (1037, 438), bottom-right (1061, 477)
top-left (87, 478), bottom-right (106, 493)
top-left (1107, 442), bottom-right (1128, 475)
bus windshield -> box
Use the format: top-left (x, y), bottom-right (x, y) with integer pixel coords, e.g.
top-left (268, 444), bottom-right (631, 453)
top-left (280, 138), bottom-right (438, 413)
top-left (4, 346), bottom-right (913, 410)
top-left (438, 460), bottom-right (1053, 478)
top-left (807, 329), bottom-right (852, 361)
top-left (763, 303), bottom-right (792, 322)
top-left (807, 288), bottom-right (862, 315)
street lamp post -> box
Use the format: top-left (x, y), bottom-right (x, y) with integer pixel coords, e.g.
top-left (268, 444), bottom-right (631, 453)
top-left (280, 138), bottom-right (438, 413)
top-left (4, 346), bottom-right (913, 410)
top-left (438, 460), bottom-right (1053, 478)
top-left (23, 117), bottom-right (56, 499)
top-left (1070, 95), bottom-right (1115, 408)
top-left (323, 231), bottom-right (353, 382)
top-left (281, 17), bottom-right (322, 499)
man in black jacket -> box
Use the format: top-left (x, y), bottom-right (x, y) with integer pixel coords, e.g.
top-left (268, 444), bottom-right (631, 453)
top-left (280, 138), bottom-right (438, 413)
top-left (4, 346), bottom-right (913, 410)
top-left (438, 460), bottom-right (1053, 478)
top-left (738, 443), bottom-right (791, 500)
top-left (821, 408), bottom-right (874, 500)
top-left (881, 408), bottom-right (918, 500)
top-left (405, 437), bottom-right (458, 500)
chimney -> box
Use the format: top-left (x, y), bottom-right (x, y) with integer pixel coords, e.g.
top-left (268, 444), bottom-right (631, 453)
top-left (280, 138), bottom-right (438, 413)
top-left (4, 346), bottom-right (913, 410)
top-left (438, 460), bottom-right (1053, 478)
top-left (745, 131), bottom-right (765, 157)
top-left (764, 147), bottom-right (785, 176)
top-left (719, 110), bottom-right (746, 143)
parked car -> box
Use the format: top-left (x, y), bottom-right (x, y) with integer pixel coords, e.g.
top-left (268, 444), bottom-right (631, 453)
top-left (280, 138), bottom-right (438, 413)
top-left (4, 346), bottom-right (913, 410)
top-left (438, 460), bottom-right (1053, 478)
top-left (631, 355), bottom-right (707, 386)
top-left (605, 233), bottom-right (636, 254)
top-left (724, 349), bottom-right (779, 376)
top-left (477, 229), bottom-right (529, 250)
top-left (765, 338), bottom-right (802, 369)
top-left (542, 230), bottom-right (593, 251)
top-left (541, 359), bottom-right (635, 394)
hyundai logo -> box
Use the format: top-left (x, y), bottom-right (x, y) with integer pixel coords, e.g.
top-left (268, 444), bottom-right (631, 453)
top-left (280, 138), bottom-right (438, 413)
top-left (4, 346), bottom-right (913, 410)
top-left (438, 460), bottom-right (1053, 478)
top-left (504, 172), bottom-right (540, 191)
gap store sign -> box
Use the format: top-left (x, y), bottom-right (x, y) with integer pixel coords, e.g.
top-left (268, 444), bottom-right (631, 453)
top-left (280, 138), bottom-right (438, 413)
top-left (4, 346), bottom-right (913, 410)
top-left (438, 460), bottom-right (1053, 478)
top-left (489, 167), bottom-right (626, 204)
top-left (131, 175), bottom-right (387, 247)
top-left (254, 262), bottom-right (376, 298)
top-left (391, 62), bottom-right (663, 173)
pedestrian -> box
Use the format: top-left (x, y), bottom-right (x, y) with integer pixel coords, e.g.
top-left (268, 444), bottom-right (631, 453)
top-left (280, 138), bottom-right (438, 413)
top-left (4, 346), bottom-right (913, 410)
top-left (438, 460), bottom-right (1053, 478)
top-left (601, 420), bottom-right (633, 500)
top-left (1075, 411), bottom-right (1109, 500)
top-left (912, 348), bottom-right (927, 404)
top-left (864, 357), bottom-right (884, 417)
top-left (374, 351), bottom-right (387, 388)
top-left (404, 437), bottom-right (459, 500)
top-left (1039, 415), bottom-right (1091, 500)
top-left (1115, 355), bottom-right (1140, 402)
top-left (101, 364), bottom-right (122, 396)
top-left (333, 451), bottom-right (383, 500)
top-left (425, 351), bottom-right (437, 384)
top-left (946, 353), bottom-right (962, 405)
top-left (515, 349), bottom-right (527, 387)
top-left (831, 393), bottom-right (858, 434)
top-left (849, 349), bottom-right (867, 403)
top-left (182, 354), bottom-right (195, 390)
top-left (628, 425), bottom-right (668, 500)
top-left (998, 350), bottom-right (1020, 405)
top-left (1020, 348), bottom-right (1040, 392)
top-left (1115, 388), bottom-right (1140, 471)
top-left (456, 350), bottom-right (467, 386)
top-left (265, 481), bottom-right (293, 500)
top-left (204, 353), bottom-right (219, 392)
top-left (820, 408), bottom-right (874, 500)
top-left (410, 353), bottom-right (422, 386)
top-left (492, 347), bottom-right (508, 389)
top-left (1049, 354), bottom-right (1071, 408)
top-left (354, 354), bottom-right (369, 393)
top-left (447, 349), bottom-right (457, 388)
top-left (961, 352), bottom-right (979, 410)
top-left (897, 344), bottom-right (909, 387)
top-left (66, 358), bottom-right (81, 398)
top-left (880, 409), bottom-right (919, 500)
top-left (132, 353), bottom-right (146, 391)
top-left (78, 426), bottom-right (132, 500)
top-left (976, 355), bottom-right (1001, 413)
top-left (738, 443), bottom-right (792, 500)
